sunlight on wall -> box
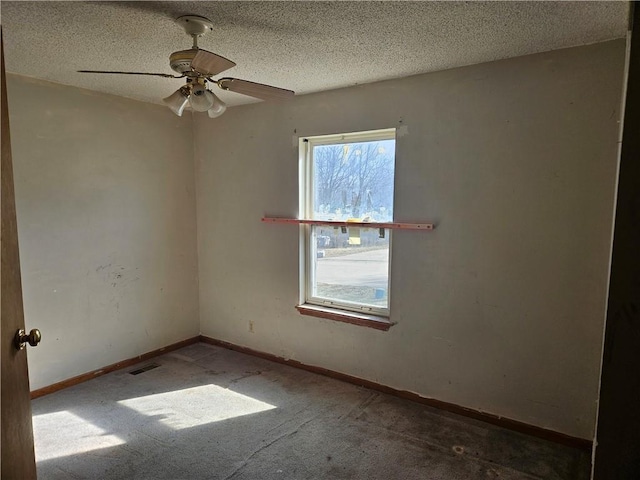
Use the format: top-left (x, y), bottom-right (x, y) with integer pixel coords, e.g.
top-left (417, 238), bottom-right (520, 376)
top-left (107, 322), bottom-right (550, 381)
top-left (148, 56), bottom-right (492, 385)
top-left (118, 384), bottom-right (277, 430)
top-left (33, 410), bottom-right (125, 461)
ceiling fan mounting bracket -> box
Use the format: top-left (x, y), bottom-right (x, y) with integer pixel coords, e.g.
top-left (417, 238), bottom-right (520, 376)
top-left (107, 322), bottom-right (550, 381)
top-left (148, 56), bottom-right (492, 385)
top-left (175, 15), bottom-right (214, 37)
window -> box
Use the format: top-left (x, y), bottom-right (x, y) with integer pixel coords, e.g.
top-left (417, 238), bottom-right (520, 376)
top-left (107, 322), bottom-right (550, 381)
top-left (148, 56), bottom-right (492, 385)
top-left (299, 129), bottom-right (396, 324)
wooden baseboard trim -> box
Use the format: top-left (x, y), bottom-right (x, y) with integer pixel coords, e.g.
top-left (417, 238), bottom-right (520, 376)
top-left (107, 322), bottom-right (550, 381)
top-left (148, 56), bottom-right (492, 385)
top-left (199, 335), bottom-right (592, 452)
top-left (30, 334), bottom-right (592, 451)
top-left (30, 336), bottom-right (201, 399)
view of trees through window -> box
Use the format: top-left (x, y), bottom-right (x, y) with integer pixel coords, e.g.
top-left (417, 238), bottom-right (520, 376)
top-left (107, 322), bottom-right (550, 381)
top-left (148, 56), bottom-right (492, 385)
top-left (308, 137), bottom-right (395, 312)
top-left (312, 140), bottom-right (395, 221)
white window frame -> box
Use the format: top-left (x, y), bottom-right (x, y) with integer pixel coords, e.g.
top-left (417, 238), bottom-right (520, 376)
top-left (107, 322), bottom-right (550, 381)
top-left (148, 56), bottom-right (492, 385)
top-left (298, 128), bottom-right (396, 318)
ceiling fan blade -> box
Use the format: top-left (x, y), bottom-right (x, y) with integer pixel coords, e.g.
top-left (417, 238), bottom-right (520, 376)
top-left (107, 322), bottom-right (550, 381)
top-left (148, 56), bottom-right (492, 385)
top-left (191, 50), bottom-right (236, 76)
top-left (77, 70), bottom-right (183, 79)
top-left (217, 77), bottom-right (294, 101)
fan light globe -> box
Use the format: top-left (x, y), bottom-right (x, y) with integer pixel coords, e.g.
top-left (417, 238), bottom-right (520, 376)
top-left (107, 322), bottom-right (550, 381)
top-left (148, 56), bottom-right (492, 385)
top-left (207, 94), bottom-right (227, 118)
top-left (163, 87), bottom-right (189, 116)
top-left (189, 84), bottom-right (215, 112)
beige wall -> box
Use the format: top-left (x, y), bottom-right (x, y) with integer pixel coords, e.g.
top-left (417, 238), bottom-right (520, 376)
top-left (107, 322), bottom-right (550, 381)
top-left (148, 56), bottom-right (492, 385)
top-left (193, 40), bottom-right (626, 439)
top-left (7, 75), bottom-right (200, 390)
top-left (6, 39), bottom-right (625, 439)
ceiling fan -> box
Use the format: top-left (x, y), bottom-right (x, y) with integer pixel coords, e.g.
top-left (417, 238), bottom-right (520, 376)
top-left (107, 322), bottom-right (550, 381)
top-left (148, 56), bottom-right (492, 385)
top-left (78, 15), bottom-right (295, 118)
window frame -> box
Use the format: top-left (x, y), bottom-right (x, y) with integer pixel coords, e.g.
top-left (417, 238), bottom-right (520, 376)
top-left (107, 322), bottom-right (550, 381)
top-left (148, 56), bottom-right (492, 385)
top-left (298, 128), bottom-right (396, 320)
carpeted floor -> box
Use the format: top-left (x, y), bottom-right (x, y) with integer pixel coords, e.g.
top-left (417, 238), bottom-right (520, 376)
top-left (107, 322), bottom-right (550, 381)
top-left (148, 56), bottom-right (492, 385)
top-left (32, 342), bottom-right (591, 479)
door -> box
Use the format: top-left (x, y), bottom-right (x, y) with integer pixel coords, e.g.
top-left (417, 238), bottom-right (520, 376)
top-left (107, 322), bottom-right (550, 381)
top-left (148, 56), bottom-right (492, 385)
top-left (593, 5), bottom-right (640, 479)
top-left (1, 30), bottom-right (38, 479)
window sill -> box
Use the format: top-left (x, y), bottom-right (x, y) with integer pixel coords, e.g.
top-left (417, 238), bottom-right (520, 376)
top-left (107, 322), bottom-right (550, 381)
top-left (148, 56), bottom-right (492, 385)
top-left (295, 304), bottom-right (394, 331)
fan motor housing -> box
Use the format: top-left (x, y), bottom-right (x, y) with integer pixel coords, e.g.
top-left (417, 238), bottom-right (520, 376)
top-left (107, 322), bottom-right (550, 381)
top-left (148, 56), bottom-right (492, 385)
top-left (169, 49), bottom-right (198, 74)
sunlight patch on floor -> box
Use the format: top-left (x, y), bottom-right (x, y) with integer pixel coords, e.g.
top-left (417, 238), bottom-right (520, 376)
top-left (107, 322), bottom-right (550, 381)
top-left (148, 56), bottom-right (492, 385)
top-left (33, 410), bottom-right (125, 461)
top-left (118, 384), bottom-right (276, 430)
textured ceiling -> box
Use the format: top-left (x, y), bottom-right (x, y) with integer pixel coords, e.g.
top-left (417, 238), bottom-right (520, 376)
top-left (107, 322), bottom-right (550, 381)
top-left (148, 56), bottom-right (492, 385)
top-left (1, 1), bottom-right (630, 107)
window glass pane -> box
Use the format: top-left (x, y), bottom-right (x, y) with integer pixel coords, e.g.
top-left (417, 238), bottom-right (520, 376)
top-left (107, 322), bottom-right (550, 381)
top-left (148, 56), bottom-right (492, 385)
top-left (308, 137), bottom-right (395, 312)
top-left (311, 226), bottom-right (390, 309)
top-left (312, 140), bottom-right (395, 221)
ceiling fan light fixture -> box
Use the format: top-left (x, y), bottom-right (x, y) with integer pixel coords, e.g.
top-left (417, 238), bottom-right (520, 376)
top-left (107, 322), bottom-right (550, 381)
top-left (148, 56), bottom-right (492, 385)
top-left (189, 84), bottom-right (214, 112)
top-left (163, 86), bottom-right (190, 116)
top-left (207, 93), bottom-right (227, 118)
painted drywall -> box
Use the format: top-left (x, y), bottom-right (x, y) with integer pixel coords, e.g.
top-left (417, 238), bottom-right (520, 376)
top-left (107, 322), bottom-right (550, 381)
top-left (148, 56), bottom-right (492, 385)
top-left (6, 75), bottom-right (200, 391)
top-left (194, 40), bottom-right (626, 440)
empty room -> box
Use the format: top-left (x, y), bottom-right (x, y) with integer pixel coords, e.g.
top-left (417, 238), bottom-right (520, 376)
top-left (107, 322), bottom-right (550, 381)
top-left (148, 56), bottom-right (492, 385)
top-left (2, 1), bottom-right (639, 479)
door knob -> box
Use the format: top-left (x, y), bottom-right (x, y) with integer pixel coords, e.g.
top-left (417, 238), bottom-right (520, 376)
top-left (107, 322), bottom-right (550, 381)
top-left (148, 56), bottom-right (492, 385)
top-left (15, 328), bottom-right (41, 350)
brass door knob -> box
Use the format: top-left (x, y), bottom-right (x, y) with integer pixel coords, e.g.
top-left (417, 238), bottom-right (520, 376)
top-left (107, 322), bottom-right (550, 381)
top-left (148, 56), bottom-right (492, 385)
top-left (15, 328), bottom-right (41, 350)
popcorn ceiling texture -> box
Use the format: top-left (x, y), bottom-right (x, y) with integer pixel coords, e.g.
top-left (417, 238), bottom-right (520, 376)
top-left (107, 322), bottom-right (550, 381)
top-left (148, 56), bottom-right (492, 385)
top-left (1, 1), bottom-right (629, 107)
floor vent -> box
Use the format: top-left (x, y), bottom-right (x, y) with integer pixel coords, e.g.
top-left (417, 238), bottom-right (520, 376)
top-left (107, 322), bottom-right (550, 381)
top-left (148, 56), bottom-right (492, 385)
top-left (129, 363), bottom-right (160, 375)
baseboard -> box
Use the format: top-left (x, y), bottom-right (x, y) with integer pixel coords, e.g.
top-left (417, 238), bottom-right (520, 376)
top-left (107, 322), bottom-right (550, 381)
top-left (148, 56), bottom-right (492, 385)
top-left (199, 335), bottom-right (592, 452)
top-left (30, 333), bottom-right (592, 451)
top-left (30, 336), bottom-right (201, 399)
